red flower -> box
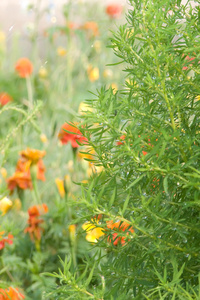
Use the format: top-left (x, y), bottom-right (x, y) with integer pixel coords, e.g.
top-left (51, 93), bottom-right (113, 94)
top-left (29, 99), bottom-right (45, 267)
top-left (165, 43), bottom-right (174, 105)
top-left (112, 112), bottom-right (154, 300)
top-left (106, 220), bottom-right (134, 246)
top-left (58, 123), bottom-right (88, 148)
top-left (0, 92), bottom-right (12, 106)
top-left (0, 287), bottom-right (24, 300)
top-left (116, 134), bottom-right (126, 145)
top-left (0, 231), bottom-right (14, 250)
top-left (106, 4), bottom-right (123, 18)
top-left (24, 204), bottom-right (48, 241)
top-left (7, 172), bottom-right (32, 191)
top-left (182, 55), bottom-right (196, 70)
top-left (15, 57), bottom-right (33, 78)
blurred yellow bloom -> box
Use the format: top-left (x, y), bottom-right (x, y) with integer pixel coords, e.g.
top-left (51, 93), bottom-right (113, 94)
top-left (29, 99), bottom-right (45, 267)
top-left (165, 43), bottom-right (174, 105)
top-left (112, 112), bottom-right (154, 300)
top-left (87, 66), bottom-right (99, 82)
top-left (38, 66), bottom-right (48, 78)
top-left (103, 69), bottom-right (113, 79)
top-left (78, 102), bottom-right (93, 115)
top-left (57, 47), bottom-right (67, 56)
top-left (55, 178), bottom-right (65, 198)
top-left (40, 133), bottom-right (48, 143)
top-left (82, 220), bottom-right (104, 243)
top-left (87, 165), bottom-right (104, 177)
top-left (0, 31), bottom-right (6, 43)
top-left (69, 224), bottom-right (76, 242)
top-left (67, 160), bottom-right (74, 173)
top-left (93, 40), bottom-right (101, 52)
top-left (13, 198), bottom-right (22, 211)
top-left (110, 83), bottom-right (118, 93)
top-left (194, 95), bottom-right (200, 102)
top-left (0, 197), bottom-right (12, 215)
top-left (0, 168), bottom-right (7, 179)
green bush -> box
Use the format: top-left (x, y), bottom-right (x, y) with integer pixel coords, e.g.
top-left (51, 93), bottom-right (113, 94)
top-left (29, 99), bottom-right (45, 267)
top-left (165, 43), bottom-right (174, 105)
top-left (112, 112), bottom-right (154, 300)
top-left (47, 0), bottom-right (200, 299)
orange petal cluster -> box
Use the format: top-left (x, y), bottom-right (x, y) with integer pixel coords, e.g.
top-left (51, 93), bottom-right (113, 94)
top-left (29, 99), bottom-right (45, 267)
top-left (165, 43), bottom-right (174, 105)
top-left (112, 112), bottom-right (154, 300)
top-left (106, 220), bottom-right (134, 246)
top-left (15, 57), bottom-right (33, 78)
top-left (24, 204), bottom-right (48, 241)
top-left (0, 92), bottom-right (12, 106)
top-left (106, 4), bottom-right (123, 18)
top-left (0, 231), bottom-right (14, 250)
top-left (58, 123), bottom-right (88, 148)
top-left (80, 21), bottom-right (99, 37)
top-left (7, 148), bottom-right (46, 191)
top-left (0, 287), bottom-right (24, 300)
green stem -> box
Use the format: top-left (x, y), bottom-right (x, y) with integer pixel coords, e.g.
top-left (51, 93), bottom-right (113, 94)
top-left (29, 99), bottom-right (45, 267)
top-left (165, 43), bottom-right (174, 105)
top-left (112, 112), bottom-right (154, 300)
top-left (26, 76), bottom-right (33, 109)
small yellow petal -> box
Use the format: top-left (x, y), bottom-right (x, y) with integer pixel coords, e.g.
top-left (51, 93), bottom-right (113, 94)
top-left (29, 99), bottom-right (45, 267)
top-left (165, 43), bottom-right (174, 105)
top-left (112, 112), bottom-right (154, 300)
top-left (55, 178), bottom-right (65, 198)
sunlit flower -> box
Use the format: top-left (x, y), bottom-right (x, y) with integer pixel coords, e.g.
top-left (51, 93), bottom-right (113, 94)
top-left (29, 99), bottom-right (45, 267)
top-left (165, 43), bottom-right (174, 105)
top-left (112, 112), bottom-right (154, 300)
top-left (7, 171), bottom-right (32, 191)
top-left (55, 178), bottom-right (65, 198)
top-left (57, 46), bottom-right (67, 56)
top-left (81, 21), bottom-right (99, 37)
top-left (87, 66), bottom-right (99, 82)
top-left (78, 102), bottom-right (93, 115)
top-left (0, 197), bottom-right (12, 215)
top-left (58, 122), bottom-right (88, 148)
top-left (24, 204), bottom-right (48, 241)
top-left (0, 231), bottom-right (14, 250)
top-left (107, 220), bottom-right (134, 246)
top-left (0, 287), bottom-right (24, 300)
top-left (82, 220), bottom-right (104, 243)
top-left (15, 57), bottom-right (33, 78)
top-left (106, 4), bottom-right (123, 18)
top-left (0, 92), bottom-right (12, 106)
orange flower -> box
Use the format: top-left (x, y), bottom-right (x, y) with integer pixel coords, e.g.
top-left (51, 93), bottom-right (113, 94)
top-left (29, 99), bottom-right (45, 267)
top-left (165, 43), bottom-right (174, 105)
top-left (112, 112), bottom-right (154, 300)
top-left (0, 92), bottom-right (12, 106)
top-left (0, 287), bottom-right (24, 300)
top-left (15, 57), bottom-right (33, 78)
top-left (58, 123), bottom-right (88, 148)
top-left (0, 231), bottom-right (14, 250)
top-left (106, 4), bottom-right (123, 18)
top-left (116, 134), bottom-right (126, 146)
top-left (24, 204), bottom-right (48, 241)
top-left (106, 220), bottom-right (134, 246)
top-left (20, 148), bottom-right (46, 164)
top-left (7, 172), bottom-right (32, 191)
top-left (80, 21), bottom-right (99, 37)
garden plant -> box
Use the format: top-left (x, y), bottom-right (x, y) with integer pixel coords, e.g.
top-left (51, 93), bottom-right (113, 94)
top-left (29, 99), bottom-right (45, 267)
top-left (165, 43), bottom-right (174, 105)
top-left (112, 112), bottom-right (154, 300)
top-left (0, 0), bottom-right (200, 299)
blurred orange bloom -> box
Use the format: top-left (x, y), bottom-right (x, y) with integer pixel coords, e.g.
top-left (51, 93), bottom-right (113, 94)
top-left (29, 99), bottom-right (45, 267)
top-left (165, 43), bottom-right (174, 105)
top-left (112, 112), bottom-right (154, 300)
top-left (0, 287), bottom-right (24, 300)
top-left (106, 4), bottom-right (123, 18)
top-left (24, 204), bottom-right (48, 241)
top-left (0, 92), bottom-right (12, 106)
top-left (7, 172), bottom-right (32, 191)
top-left (80, 21), bottom-right (99, 37)
top-left (58, 123), bottom-right (88, 148)
top-left (0, 231), bottom-right (14, 250)
top-left (116, 134), bottom-right (126, 146)
top-left (20, 148), bottom-right (46, 164)
top-left (15, 57), bottom-right (33, 78)
top-left (107, 220), bottom-right (134, 246)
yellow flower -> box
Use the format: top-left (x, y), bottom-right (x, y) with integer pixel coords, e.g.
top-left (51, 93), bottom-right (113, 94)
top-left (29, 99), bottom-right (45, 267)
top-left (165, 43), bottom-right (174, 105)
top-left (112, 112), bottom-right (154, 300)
top-left (0, 168), bottom-right (7, 179)
top-left (87, 66), bottom-right (99, 82)
top-left (103, 69), bottom-right (113, 79)
top-left (38, 66), bottom-right (48, 78)
top-left (93, 40), bottom-right (101, 52)
top-left (0, 31), bottom-right (6, 43)
top-left (110, 83), bottom-right (118, 94)
top-left (82, 220), bottom-right (104, 243)
top-left (13, 198), bottom-right (22, 211)
top-left (40, 133), bottom-right (48, 143)
top-left (55, 178), bottom-right (65, 198)
top-left (78, 102), bottom-right (93, 115)
top-left (0, 197), bottom-right (12, 215)
top-left (57, 47), bottom-right (67, 56)
top-left (194, 95), bottom-right (200, 102)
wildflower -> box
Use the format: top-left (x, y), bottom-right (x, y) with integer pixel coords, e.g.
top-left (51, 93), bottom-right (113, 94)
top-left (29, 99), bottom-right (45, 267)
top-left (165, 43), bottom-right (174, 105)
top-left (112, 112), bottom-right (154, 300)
top-left (82, 220), bottom-right (104, 243)
top-left (20, 148), bottom-right (46, 164)
top-left (116, 134), bottom-right (126, 146)
top-left (38, 66), bottom-right (48, 78)
top-left (0, 92), bottom-right (12, 106)
top-left (58, 122), bottom-right (88, 148)
top-left (81, 21), bottom-right (99, 37)
top-left (110, 83), bottom-right (118, 93)
top-left (57, 46), bottom-right (67, 56)
top-left (106, 4), bottom-right (123, 19)
top-left (0, 231), bottom-right (14, 250)
top-left (87, 66), bottom-right (99, 82)
top-left (40, 133), bottom-right (48, 143)
top-left (55, 178), bottom-right (65, 198)
top-left (0, 168), bottom-right (7, 178)
top-left (106, 220), bottom-right (134, 246)
top-left (0, 287), bottom-right (24, 300)
top-left (0, 197), bottom-right (12, 215)
top-left (93, 40), bottom-right (101, 52)
top-left (24, 204), bottom-right (48, 241)
top-left (15, 57), bottom-right (33, 78)
top-left (78, 102), bottom-right (93, 115)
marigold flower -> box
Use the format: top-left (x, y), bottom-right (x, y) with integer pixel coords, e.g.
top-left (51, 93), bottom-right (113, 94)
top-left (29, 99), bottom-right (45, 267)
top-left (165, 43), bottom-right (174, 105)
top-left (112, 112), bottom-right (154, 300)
top-left (58, 122), bottom-right (88, 148)
top-left (15, 57), bottom-right (33, 78)
top-left (0, 287), bottom-right (24, 300)
top-left (0, 231), bottom-right (14, 250)
top-left (87, 66), bottom-right (99, 82)
top-left (106, 4), bottom-right (123, 18)
top-left (80, 21), bottom-right (99, 37)
top-left (20, 148), bottom-right (46, 164)
top-left (0, 197), bottom-right (12, 215)
top-left (24, 204), bottom-right (48, 241)
top-left (55, 178), bottom-right (65, 198)
top-left (106, 220), bottom-right (134, 246)
top-left (7, 172), bottom-right (32, 191)
top-left (0, 92), bottom-right (12, 106)
top-left (82, 220), bottom-right (104, 243)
